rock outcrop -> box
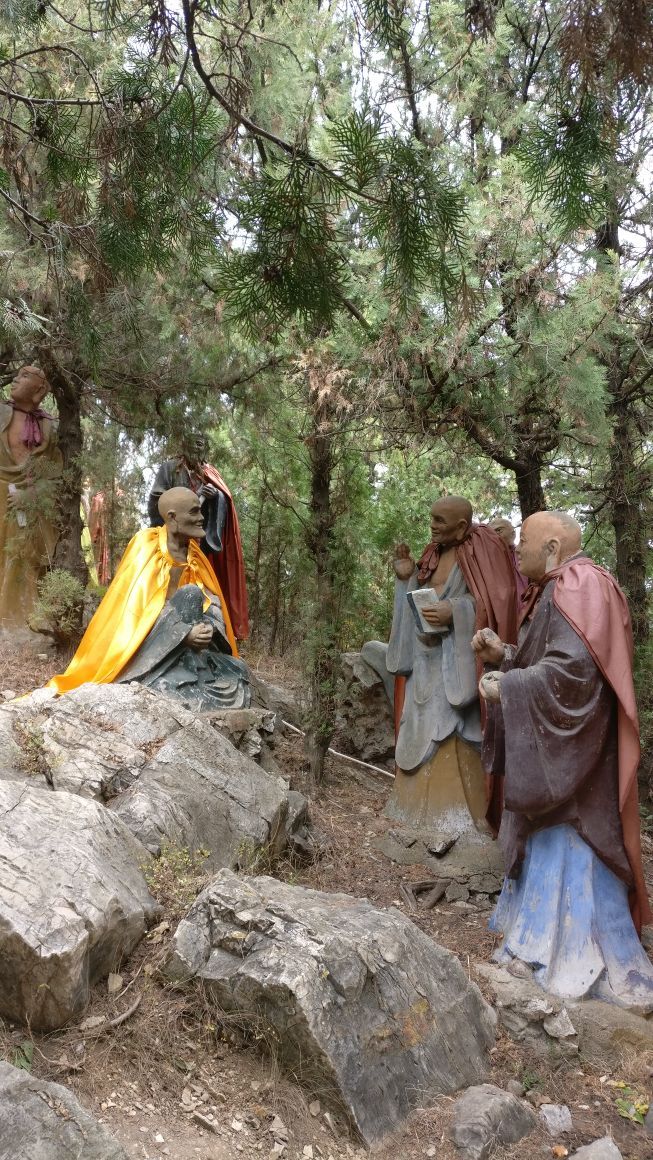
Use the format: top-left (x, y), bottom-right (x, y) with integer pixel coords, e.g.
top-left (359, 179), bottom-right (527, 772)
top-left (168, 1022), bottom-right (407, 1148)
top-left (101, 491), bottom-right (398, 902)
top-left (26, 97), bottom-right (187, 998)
top-left (3, 683), bottom-right (306, 871)
top-left (165, 869), bottom-right (496, 1145)
top-left (0, 683), bottom-right (308, 1029)
top-left (333, 649), bottom-right (395, 768)
top-left (0, 1060), bottom-right (129, 1160)
top-left (451, 1083), bottom-right (537, 1159)
top-left (0, 780), bottom-right (157, 1029)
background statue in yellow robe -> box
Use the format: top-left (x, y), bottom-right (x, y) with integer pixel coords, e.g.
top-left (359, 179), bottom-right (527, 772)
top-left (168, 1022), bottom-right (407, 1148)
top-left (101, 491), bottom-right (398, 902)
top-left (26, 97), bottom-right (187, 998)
top-left (49, 487), bottom-right (250, 710)
top-left (0, 366), bottom-right (62, 633)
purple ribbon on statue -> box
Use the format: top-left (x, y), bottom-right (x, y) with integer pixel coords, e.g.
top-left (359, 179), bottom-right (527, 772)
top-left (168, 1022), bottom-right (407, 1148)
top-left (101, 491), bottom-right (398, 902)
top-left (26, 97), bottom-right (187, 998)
top-left (10, 402), bottom-right (53, 449)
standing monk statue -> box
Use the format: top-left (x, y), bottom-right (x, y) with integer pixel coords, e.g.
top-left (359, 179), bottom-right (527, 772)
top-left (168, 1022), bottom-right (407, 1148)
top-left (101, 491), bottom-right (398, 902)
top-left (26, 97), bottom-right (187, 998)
top-left (474, 511), bottom-right (653, 1009)
top-left (384, 496), bottom-right (517, 834)
top-left (148, 434), bottom-right (249, 640)
top-left (0, 366), bottom-right (62, 633)
top-left (49, 487), bottom-right (249, 710)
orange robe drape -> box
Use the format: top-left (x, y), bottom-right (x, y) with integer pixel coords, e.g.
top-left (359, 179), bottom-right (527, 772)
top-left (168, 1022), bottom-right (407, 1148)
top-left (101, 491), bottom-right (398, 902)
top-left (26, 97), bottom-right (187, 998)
top-left (48, 526), bottom-right (237, 694)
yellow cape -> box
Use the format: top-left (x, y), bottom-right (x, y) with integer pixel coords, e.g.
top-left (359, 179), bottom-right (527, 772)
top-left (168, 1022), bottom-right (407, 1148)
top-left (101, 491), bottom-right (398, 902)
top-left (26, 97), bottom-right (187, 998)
top-left (48, 525), bottom-right (238, 694)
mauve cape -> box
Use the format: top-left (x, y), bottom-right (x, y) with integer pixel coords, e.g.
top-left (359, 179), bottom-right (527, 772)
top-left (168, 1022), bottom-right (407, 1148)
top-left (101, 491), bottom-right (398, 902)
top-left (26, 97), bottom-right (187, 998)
top-left (485, 555), bottom-right (650, 931)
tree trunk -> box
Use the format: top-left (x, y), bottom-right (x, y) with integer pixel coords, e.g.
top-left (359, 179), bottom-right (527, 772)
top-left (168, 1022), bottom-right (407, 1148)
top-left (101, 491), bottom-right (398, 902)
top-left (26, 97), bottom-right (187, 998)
top-left (303, 367), bottom-right (338, 790)
top-left (514, 458), bottom-right (546, 519)
top-left (608, 395), bottom-right (650, 642)
top-left (595, 215), bottom-right (650, 641)
top-left (38, 353), bottom-right (88, 625)
top-left (250, 487), bottom-right (265, 645)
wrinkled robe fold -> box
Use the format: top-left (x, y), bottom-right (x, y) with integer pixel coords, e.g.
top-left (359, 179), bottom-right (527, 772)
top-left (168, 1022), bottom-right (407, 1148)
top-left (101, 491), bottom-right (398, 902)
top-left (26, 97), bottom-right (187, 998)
top-left (48, 526), bottom-right (237, 694)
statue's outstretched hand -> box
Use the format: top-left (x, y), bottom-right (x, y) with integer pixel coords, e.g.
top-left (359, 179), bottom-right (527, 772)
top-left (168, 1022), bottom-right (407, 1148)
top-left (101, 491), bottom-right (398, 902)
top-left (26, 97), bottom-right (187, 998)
top-left (393, 542), bottom-right (415, 580)
top-left (471, 627), bottom-right (506, 664)
top-left (186, 622), bottom-right (213, 650)
top-left (479, 671), bottom-right (503, 703)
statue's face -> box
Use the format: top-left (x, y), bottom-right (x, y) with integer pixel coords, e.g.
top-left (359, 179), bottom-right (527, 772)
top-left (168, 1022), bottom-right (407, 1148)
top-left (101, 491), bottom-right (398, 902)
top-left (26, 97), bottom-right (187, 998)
top-left (516, 519), bottom-right (550, 580)
top-left (172, 493), bottom-right (206, 541)
top-left (183, 434), bottom-right (208, 466)
top-left (489, 519), bottom-right (516, 547)
top-left (430, 500), bottom-right (470, 548)
top-left (10, 366), bottom-right (48, 409)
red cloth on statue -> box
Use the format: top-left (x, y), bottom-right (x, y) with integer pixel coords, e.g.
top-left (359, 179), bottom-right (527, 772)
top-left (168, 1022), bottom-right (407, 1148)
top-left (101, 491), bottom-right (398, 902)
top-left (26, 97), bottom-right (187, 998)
top-left (202, 463), bottom-right (250, 640)
top-left (518, 555), bottom-right (650, 931)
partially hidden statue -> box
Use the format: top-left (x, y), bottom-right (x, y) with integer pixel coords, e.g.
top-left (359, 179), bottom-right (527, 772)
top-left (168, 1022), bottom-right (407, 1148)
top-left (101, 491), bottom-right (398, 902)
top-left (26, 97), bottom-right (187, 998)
top-left (0, 366), bottom-right (62, 632)
top-left (382, 496), bottom-right (517, 834)
top-left (148, 434), bottom-right (249, 639)
top-left (475, 510), bottom-right (653, 1010)
top-left (488, 516), bottom-right (527, 599)
top-left (49, 487), bottom-right (250, 710)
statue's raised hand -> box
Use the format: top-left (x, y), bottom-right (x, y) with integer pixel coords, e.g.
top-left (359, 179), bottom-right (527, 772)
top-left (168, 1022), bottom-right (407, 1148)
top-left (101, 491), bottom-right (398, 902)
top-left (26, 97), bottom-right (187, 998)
top-left (186, 622), bottom-right (213, 650)
top-left (393, 542), bottom-right (415, 581)
top-left (471, 627), bottom-right (506, 664)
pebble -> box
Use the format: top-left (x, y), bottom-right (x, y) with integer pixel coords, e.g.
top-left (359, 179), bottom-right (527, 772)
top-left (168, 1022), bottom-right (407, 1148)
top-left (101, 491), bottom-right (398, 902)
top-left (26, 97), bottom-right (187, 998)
top-left (539, 1104), bottom-right (573, 1137)
top-left (309, 1100), bottom-right (321, 1117)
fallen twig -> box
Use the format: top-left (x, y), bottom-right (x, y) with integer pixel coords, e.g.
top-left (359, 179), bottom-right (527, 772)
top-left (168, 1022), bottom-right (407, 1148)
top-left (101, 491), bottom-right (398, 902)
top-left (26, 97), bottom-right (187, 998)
top-left (282, 720), bottom-right (395, 781)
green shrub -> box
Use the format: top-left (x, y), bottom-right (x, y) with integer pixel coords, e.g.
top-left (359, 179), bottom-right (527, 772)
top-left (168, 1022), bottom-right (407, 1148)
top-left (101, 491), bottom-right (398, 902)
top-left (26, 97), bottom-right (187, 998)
top-left (28, 568), bottom-right (86, 649)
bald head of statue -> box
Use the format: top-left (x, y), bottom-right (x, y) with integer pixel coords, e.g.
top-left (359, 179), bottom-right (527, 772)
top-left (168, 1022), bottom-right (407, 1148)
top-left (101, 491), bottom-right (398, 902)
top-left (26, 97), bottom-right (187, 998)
top-left (517, 510), bottom-right (582, 581)
top-left (430, 495), bottom-right (473, 549)
top-left (489, 517), bottom-right (516, 547)
top-left (158, 486), bottom-right (205, 551)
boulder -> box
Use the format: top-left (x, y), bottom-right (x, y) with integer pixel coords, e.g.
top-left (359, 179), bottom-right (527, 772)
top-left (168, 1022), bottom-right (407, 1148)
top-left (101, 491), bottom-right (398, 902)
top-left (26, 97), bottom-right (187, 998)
top-left (6, 683), bottom-right (306, 873)
top-left (0, 1060), bottom-right (128, 1160)
top-left (539, 1104), bottom-right (573, 1137)
top-left (572, 1139), bottom-right (623, 1159)
top-left (474, 962), bottom-right (579, 1059)
top-left (333, 649), bottom-right (395, 767)
top-left (165, 869), bottom-right (496, 1145)
top-left (451, 1083), bottom-right (537, 1159)
top-left (109, 715), bottom-right (293, 870)
top-left (0, 780), bottom-right (157, 1030)
top-left (0, 708), bottom-right (25, 782)
top-left (568, 998), bottom-right (653, 1066)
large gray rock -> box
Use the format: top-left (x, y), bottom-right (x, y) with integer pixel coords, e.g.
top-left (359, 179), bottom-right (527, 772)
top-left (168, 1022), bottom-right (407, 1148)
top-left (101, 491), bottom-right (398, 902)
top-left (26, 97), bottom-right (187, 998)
top-left (165, 869), bottom-right (496, 1145)
top-left (474, 962), bottom-right (579, 1059)
top-left (109, 715), bottom-right (293, 871)
top-left (0, 780), bottom-right (157, 1030)
top-left (333, 649), bottom-right (395, 767)
top-left (451, 1083), bottom-right (537, 1159)
top-left (0, 1060), bottom-right (128, 1160)
top-left (7, 683), bottom-right (304, 873)
top-left (0, 708), bottom-right (25, 782)
top-left (572, 1139), bottom-right (623, 1159)
top-left (568, 997), bottom-right (653, 1066)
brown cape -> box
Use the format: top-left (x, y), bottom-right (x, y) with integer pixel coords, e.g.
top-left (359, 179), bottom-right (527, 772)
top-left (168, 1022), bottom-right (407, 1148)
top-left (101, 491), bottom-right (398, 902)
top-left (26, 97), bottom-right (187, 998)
top-left (517, 555), bottom-right (650, 930)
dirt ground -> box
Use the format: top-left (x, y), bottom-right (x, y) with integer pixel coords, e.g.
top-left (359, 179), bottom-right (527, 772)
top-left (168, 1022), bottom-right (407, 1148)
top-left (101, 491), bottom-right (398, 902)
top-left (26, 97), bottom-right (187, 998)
top-left (1, 643), bottom-right (653, 1160)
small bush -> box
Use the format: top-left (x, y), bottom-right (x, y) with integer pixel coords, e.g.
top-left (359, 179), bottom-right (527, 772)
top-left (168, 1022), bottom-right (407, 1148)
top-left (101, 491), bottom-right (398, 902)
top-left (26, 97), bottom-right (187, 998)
top-left (28, 568), bottom-right (86, 648)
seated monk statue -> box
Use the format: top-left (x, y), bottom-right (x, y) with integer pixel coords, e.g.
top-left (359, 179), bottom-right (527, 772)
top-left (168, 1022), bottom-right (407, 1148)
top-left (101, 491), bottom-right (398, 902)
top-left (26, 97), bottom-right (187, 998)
top-left (148, 433), bottom-right (249, 640)
top-left (474, 511), bottom-right (653, 1010)
top-left (379, 495), bottom-right (517, 834)
top-left (48, 487), bottom-right (250, 711)
top-left (0, 366), bottom-right (62, 633)
top-left (488, 517), bottom-right (528, 599)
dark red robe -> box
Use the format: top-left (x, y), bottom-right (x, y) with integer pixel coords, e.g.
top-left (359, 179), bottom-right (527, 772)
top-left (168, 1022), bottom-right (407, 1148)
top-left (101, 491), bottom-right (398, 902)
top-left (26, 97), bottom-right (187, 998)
top-left (485, 554), bottom-right (650, 932)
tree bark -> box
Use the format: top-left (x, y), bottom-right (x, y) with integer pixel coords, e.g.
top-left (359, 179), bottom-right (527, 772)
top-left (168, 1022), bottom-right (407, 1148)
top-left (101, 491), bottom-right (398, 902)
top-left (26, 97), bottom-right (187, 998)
top-left (514, 458), bottom-right (546, 519)
top-left (595, 216), bottom-right (650, 641)
top-left (303, 366), bottom-right (339, 790)
top-left (38, 352), bottom-right (88, 623)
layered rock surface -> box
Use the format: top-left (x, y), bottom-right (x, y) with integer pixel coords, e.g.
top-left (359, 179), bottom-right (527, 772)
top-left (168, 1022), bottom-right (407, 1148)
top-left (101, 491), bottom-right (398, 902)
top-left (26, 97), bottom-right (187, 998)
top-left (0, 683), bottom-right (306, 1029)
top-left (0, 1060), bottom-right (129, 1160)
top-left (165, 869), bottom-right (496, 1145)
top-left (0, 780), bottom-right (157, 1030)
